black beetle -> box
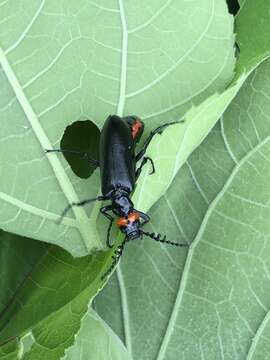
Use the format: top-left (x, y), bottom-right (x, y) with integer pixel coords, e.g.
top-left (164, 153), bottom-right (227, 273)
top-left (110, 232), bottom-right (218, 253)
top-left (46, 115), bottom-right (187, 278)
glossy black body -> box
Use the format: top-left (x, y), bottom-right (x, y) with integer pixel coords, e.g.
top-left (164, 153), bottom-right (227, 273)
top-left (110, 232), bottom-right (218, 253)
top-left (47, 114), bottom-right (186, 277)
top-left (99, 115), bottom-right (136, 196)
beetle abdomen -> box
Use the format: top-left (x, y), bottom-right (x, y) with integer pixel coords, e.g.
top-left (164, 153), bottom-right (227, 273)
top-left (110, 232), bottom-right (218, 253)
top-left (99, 115), bottom-right (136, 196)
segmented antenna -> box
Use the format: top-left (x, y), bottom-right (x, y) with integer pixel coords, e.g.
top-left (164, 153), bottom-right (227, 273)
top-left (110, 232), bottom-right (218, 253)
top-left (101, 231), bottom-right (188, 281)
top-left (142, 231), bottom-right (188, 247)
top-left (101, 239), bottom-right (127, 280)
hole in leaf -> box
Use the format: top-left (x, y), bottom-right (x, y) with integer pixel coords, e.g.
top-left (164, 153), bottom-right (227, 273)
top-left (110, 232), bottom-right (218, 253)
top-left (226, 0), bottom-right (240, 15)
top-left (60, 120), bottom-right (100, 179)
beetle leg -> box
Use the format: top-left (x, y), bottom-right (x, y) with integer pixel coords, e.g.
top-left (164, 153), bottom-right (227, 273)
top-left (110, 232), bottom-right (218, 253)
top-left (135, 156), bottom-right (155, 180)
top-left (45, 148), bottom-right (99, 167)
top-left (100, 205), bottom-right (115, 248)
top-left (135, 120), bottom-right (184, 162)
top-left (132, 209), bottom-right (150, 226)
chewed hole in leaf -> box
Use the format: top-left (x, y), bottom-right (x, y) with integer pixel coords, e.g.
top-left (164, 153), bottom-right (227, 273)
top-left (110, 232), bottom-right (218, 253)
top-left (226, 0), bottom-right (240, 15)
top-left (60, 120), bottom-right (100, 179)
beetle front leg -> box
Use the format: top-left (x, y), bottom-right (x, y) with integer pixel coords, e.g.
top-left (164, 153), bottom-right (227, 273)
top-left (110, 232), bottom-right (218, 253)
top-left (135, 121), bottom-right (184, 162)
top-left (132, 209), bottom-right (150, 226)
top-left (138, 211), bottom-right (150, 226)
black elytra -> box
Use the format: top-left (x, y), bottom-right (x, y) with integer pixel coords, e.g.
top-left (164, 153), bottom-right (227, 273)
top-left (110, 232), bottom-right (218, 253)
top-left (45, 115), bottom-right (188, 279)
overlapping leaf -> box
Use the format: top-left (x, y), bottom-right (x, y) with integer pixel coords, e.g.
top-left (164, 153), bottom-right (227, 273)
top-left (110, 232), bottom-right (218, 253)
top-left (0, 231), bottom-right (47, 314)
top-left (0, 238), bottom-right (121, 359)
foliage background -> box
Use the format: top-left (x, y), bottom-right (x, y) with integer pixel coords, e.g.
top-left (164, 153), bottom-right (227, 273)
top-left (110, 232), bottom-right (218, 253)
top-left (1, 0), bottom-right (270, 359)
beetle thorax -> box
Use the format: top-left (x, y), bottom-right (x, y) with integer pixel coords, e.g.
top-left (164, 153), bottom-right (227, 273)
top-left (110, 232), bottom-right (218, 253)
top-left (112, 190), bottom-right (133, 216)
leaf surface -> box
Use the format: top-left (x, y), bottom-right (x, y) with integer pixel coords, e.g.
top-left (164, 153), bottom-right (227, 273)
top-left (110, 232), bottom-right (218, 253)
top-left (95, 3), bottom-right (270, 357)
top-left (0, 231), bottom-right (47, 314)
top-left (0, 240), bottom-right (120, 359)
top-left (133, 0), bottom-right (270, 213)
top-left (63, 308), bottom-right (131, 360)
top-left (0, 0), bottom-right (235, 254)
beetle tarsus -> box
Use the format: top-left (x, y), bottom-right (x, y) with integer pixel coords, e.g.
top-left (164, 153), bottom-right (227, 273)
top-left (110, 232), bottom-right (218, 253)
top-left (135, 156), bottom-right (155, 179)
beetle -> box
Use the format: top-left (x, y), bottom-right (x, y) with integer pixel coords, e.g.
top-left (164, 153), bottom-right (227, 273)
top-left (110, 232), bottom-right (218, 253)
top-left (46, 115), bottom-right (187, 278)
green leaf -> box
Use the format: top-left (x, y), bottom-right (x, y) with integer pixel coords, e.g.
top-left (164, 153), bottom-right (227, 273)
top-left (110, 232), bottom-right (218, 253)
top-left (132, 80), bottom-right (246, 212)
top-left (0, 231), bottom-right (47, 359)
top-left (235, 0), bottom-right (270, 77)
top-left (245, 311), bottom-right (270, 360)
top-left (0, 242), bottom-right (118, 359)
top-left (63, 308), bottom-right (131, 360)
top-left (0, 230), bottom-right (47, 314)
top-left (0, 0), bottom-right (235, 255)
top-left (134, 0), bottom-right (270, 211)
top-left (133, 0), bottom-right (270, 214)
top-left (0, 340), bottom-right (18, 360)
top-left (96, 57), bottom-right (270, 359)
top-left (94, 3), bottom-right (270, 358)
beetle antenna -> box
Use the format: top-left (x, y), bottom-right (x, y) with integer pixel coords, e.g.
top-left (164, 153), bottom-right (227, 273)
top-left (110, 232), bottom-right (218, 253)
top-left (58, 196), bottom-right (105, 224)
top-left (101, 238), bottom-right (127, 280)
top-left (45, 148), bottom-right (99, 167)
top-left (142, 231), bottom-right (188, 247)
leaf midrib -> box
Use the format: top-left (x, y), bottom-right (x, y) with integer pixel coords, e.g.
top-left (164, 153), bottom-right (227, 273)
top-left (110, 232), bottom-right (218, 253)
top-left (0, 191), bottom-right (75, 227)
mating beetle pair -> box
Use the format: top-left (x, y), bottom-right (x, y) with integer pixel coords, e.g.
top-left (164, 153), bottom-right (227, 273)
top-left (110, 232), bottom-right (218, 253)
top-left (46, 115), bottom-right (187, 278)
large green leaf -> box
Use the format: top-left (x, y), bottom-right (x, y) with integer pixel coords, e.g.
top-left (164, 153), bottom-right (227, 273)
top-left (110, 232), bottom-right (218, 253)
top-left (0, 231), bottom-right (47, 314)
top-left (95, 122), bottom-right (234, 359)
top-left (0, 231), bottom-right (47, 359)
top-left (0, 241), bottom-right (120, 359)
top-left (96, 55), bottom-right (270, 360)
top-left (0, 0), bottom-right (235, 255)
top-left (94, 4), bottom-right (270, 357)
